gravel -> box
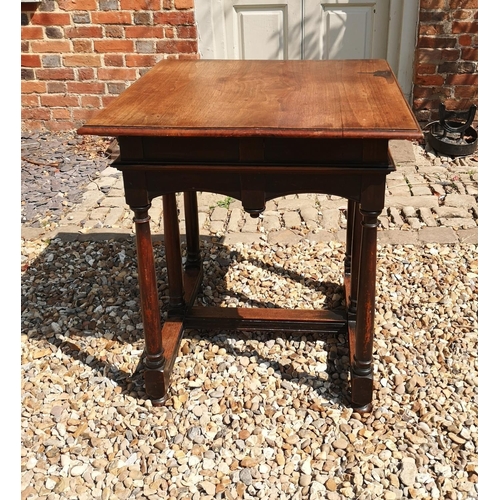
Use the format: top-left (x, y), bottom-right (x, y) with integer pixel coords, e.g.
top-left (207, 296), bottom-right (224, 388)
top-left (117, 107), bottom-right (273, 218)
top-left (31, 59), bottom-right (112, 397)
top-left (21, 236), bottom-right (478, 500)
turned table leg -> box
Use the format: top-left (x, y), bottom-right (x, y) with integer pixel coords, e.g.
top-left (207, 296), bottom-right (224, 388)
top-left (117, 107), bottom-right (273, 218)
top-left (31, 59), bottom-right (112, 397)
top-left (350, 208), bottom-right (380, 411)
top-left (132, 204), bottom-right (167, 404)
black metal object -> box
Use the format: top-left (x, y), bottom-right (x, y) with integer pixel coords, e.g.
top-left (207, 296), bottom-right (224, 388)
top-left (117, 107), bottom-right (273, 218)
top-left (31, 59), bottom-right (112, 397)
top-left (427, 103), bottom-right (478, 157)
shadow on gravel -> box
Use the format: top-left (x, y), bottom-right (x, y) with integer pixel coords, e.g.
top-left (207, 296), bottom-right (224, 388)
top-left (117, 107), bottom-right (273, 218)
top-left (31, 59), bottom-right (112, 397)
top-left (21, 232), bottom-right (351, 407)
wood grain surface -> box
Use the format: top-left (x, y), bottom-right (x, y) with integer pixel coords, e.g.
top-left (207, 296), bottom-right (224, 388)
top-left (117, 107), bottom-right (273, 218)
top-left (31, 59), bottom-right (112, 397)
top-left (78, 59), bottom-right (421, 140)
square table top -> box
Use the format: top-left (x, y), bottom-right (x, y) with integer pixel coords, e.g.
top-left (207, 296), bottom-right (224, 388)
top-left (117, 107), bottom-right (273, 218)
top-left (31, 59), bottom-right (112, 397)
top-left (78, 59), bottom-right (422, 140)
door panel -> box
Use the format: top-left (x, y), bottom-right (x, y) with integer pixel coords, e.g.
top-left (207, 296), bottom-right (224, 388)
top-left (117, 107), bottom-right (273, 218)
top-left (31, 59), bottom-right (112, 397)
top-left (304, 1), bottom-right (390, 60)
top-left (224, 0), bottom-right (302, 60)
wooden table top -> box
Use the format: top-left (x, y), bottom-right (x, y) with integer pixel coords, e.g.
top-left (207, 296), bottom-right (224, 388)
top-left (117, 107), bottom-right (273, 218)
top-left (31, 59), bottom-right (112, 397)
top-left (78, 59), bottom-right (422, 140)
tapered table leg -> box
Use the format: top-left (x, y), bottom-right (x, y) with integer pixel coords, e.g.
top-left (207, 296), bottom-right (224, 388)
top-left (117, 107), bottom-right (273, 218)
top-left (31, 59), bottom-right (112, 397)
top-left (132, 204), bottom-right (167, 405)
top-left (350, 208), bottom-right (380, 411)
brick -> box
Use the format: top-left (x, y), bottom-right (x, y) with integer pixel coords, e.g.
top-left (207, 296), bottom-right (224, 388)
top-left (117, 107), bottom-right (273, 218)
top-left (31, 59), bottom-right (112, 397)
top-left (104, 54), bottom-right (125, 67)
top-left (125, 54), bottom-right (158, 67)
top-left (72, 12), bottom-right (91, 23)
top-left (418, 11), bottom-right (447, 23)
top-left (22, 94), bottom-right (40, 106)
top-left (64, 55), bottom-right (102, 67)
top-left (22, 81), bottom-right (47, 93)
top-left (41, 94), bottom-right (80, 107)
top-left (51, 108), bottom-right (72, 119)
top-left (135, 40), bottom-right (156, 53)
top-left (31, 40), bottom-right (72, 53)
top-left (21, 26), bottom-right (44, 39)
top-left (73, 40), bottom-right (93, 52)
top-left (156, 39), bottom-right (198, 54)
top-left (58, 0), bottom-right (97, 9)
top-left (77, 68), bottom-right (96, 80)
top-left (417, 227), bottom-right (458, 244)
top-left (419, 24), bottom-right (444, 36)
top-left (458, 34), bottom-right (472, 47)
top-left (449, 0), bottom-right (477, 7)
top-left (91, 12), bottom-right (133, 24)
top-left (36, 68), bottom-right (75, 80)
top-left (175, 0), bottom-right (194, 8)
top-left (452, 21), bottom-right (478, 34)
top-left (420, 0), bottom-right (445, 8)
top-left (99, 0), bottom-right (118, 10)
top-left (65, 26), bottom-right (103, 38)
top-left (453, 9), bottom-right (476, 20)
top-left (121, 0), bottom-right (161, 9)
top-left (47, 121), bottom-right (74, 131)
top-left (418, 37), bottom-right (457, 49)
top-left (461, 47), bottom-right (478, 60)
top-left (154, 11), bottom-right (195, 25)
top-left (177, 25), bottom-right (197, 38)
top-left (45, 26), bottom-right (64, 39)
top-left (104, 26), bottom-right (125, 38)
top-left (73, 108), bottom-right (100, 120)
top-left (415, 63), bottom-right (437, 75)
top-left (94, 40), bottom-right (134, 53)
top-left (415, 75), bottom-right (445, 86)
top-left (22, 121), bottom-right (45, 132)
top-left (133, 12), bottom-right (153, 25)
top-left (67, 81), bottom-right (106, 94)
top-left (417, 48), bottom-right (460, 64)
top-left (97, 68), bottom-right (137, 80)
top-left (21, 107), bottom-right (51, 120)
top-left (21, 55), bottom-right (41, 68)
top-left (125, 26), bottom-right (164, 38)
top-left (107, 82), bottom-right (127, 94)
top-left (42, 55), bottom-right (62, 68)
top-left (445, 74), bottom-right (478, 85)
top-left (439, 61), bottom-right (476, 74)
top-left (47, 82), bottom-right (67, 93)
top-left (413, 86), bottom-right (452, 99)
top-left (454, 86), bottom-right (478, 98)
top-left (81, 95), bottom-right (102, 107)
top-left (31, 12), bottom-right (71, 25)
top-left (456, 228), bottom-right (477, 244)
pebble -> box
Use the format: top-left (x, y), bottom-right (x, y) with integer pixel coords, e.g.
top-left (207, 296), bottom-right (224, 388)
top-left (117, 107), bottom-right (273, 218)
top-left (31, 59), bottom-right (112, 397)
top-left (399, 457), bottom-right (418, 487)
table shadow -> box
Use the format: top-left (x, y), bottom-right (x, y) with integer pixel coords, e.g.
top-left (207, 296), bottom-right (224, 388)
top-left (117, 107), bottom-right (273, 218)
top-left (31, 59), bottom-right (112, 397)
top-left (21, 232), bottom-right (352, 407)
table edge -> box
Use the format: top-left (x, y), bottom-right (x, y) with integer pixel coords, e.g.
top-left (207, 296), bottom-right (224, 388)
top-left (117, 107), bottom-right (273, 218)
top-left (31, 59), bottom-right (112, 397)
top-left (76, 125), bottom-right (423, 141)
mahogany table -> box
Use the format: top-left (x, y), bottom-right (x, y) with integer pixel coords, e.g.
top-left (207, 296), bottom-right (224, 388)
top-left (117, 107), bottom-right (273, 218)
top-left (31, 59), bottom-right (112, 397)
top-left (78, 59), bottom-right (422, 411)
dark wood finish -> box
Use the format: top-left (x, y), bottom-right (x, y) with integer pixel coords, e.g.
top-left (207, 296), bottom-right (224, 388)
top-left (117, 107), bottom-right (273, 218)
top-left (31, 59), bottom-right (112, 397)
top-left (78, 59), bottom-right (422, 411)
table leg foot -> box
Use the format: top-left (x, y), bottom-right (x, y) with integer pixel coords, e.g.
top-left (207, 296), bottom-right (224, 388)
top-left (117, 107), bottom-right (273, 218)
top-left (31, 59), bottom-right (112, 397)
top-left (144, 364), bottom-right (169, 406)
top-left (350, 367), bottom-right (373, 412)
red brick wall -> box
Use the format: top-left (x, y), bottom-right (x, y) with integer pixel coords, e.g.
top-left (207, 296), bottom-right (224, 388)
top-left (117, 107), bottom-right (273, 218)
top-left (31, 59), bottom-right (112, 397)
top-left (21, 0), bottom-right (198, 131)
top-left (21, 1), bottom-right (478, 131)
top-left (413, 0), bottom-right (478, 122)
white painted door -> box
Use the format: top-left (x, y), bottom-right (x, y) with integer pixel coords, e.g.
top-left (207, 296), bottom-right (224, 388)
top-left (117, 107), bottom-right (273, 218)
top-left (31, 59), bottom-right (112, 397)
top-left (194, 0), bottom-right (418, 99)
